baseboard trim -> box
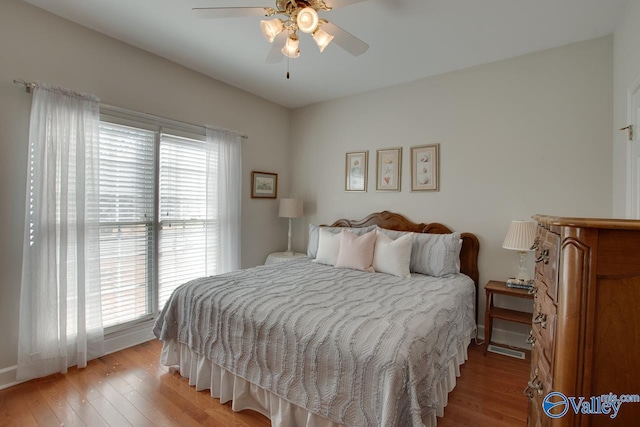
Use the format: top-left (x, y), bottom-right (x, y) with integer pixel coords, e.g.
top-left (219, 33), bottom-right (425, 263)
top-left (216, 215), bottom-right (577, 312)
top-left (477, 325), bottom-right (530, 350)
top-left (0, 365), bottom-right (19, 391)
top-left (103, 319), bottom-right (156, 356)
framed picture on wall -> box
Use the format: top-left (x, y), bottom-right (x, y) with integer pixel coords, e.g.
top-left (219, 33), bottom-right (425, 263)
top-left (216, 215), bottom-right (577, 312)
top-left (410, 144), bottom-right (439, 191)
top-left (251, 171), bottom-right (278, 198)
top-left (345, 151), bottom-right (368, 192)
top-left (376, 147), bottom-right (402, 191)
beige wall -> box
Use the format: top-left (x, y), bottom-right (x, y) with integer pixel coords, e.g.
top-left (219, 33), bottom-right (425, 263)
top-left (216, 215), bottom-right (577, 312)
top-left (290, 37), bottom-right (613, 343)
top-left (613, 0), bottom-right (640, 216)
top-left (0, 0), bottom-right (617, 382)
top-left (0, 0), bottom-right (290, 375)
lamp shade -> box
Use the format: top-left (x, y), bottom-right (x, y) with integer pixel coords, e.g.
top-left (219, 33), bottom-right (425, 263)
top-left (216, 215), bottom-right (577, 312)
top-left (502, 220), bottom-right (536, 251)
top-left (313, 27), bottom-right (334, 52)
top-left (296, 7), bottom-right (319, 33)
top-left (282, 35), bottom-right (300, 58)
top-left (279, 198), bottom-right (303, 218)
top-left (260, 19), bottom-right (284, 43)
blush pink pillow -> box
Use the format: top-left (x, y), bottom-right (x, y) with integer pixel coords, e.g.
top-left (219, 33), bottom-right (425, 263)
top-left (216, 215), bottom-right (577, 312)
top-left (335, 229), bottom-right (376, 272)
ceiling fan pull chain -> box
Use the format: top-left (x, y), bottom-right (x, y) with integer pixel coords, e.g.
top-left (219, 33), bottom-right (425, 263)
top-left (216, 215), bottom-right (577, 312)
top-left (287, 55), bottom-right (290, 79)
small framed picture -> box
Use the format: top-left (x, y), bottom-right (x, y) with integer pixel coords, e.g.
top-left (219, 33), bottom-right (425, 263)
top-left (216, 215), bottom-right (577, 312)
top-left (251, 171), bottom-right (278, 198)
top-left (376, 147), bottom-right (402, 191)
top-left (410, 144), bottom-right (439, 191)
top-left (345, 151), bottom-right (368, 192)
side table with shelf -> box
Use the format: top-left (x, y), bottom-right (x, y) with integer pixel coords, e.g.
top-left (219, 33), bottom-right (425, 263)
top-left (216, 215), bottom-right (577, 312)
top-left (484, 280), bottom-right (534, 355)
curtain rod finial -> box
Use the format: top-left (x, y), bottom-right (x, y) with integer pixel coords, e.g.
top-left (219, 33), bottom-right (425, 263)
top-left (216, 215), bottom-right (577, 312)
top-left (14, 79), bottom-right (34, 93)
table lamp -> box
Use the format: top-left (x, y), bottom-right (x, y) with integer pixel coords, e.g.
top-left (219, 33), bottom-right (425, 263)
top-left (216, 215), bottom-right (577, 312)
top-left (279, 198), bottom-right (303, 255)
top-left (502, 220), bottom-right (537, 282)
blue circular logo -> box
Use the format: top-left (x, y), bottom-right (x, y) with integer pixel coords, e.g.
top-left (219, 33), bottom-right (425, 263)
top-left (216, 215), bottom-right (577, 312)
top-left (543, 392), bottom-right (569, 418)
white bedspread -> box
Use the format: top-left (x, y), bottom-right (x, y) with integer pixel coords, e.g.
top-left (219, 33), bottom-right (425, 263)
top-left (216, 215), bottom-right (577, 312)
top-left (153, 258), bottom-right (476, 427)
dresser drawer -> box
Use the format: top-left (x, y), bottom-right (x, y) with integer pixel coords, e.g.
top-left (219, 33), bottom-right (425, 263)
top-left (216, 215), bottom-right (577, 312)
top-left (534, 228), bottom-right (558, 298)
top-left (532, 314), bottom-right (555, 371)
top-left (541, 231), bottom-right (559, 302)
top-left (527, 348), bottom-right (553, 427)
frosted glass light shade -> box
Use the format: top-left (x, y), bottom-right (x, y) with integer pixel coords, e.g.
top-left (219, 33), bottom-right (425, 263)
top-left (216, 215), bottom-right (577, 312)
top-left (279, 198), bottom-right (303, 218)
top-left (282, 35), bottom-right (300, 58)
top-left (313, 27), bottom-right (334, 52)
top-left (296, 7), bottom-right (319, 33)
top-left (260, 19), bottom-right (284, 42)
top-left (502, 220), bottom-right (537, 251)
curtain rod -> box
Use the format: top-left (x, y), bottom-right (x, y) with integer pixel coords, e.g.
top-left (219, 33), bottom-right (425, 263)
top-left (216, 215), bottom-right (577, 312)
top-left (13, 78), bottom-right (248, 140)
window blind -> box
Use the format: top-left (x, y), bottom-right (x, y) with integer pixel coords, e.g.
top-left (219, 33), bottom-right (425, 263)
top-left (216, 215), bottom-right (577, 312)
top-left (158, 134), bottom-right (218, 308)
top-left (98, 122), bottom-right (156, 328)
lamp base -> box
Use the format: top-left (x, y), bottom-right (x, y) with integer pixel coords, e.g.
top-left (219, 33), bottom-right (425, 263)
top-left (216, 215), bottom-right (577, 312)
top-left (514, 250), bottom-right (531, 281)
top-left (286, 217), bottom-right (293, 254)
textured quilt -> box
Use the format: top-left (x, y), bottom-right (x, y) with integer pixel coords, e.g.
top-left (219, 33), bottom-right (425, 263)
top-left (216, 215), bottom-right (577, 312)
top-left (153, 258), bottom-right (475, 427)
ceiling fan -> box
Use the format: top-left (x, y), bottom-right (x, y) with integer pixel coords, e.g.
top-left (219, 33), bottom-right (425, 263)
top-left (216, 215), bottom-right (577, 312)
top-left (192, 0), bottom-right (369, 63)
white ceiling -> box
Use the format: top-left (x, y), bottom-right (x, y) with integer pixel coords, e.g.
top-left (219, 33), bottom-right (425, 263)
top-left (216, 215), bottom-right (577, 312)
top-left (22, 0), bottom-right (627, 108)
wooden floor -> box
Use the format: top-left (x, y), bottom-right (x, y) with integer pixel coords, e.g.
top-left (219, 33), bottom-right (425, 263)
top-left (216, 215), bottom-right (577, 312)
top-left (0, 340), bottom-right (530, 427)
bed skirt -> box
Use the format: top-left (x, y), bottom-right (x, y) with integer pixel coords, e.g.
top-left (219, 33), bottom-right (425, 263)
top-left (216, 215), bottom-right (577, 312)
top-left (160, 335), bottom-right (472, 427)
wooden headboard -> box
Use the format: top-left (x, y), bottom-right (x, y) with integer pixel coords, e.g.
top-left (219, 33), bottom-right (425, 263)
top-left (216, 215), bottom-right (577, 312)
top-left (329, 211), bottom-right (480, 287)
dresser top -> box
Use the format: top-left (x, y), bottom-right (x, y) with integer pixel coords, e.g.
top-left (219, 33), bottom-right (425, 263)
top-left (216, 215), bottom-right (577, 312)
top-left (533, 214), bottom-right (640, 230)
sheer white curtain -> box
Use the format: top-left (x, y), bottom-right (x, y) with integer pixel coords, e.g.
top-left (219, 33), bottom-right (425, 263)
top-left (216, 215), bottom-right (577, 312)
top-left (206, 127), bottom-right (242, 273)
top-left (17, 83), bottom-right (103, 381)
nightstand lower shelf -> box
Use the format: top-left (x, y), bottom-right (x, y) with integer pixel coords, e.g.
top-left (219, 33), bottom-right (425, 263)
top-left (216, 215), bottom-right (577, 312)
top-left (484, 280), bottom-right (534, 355)
top-left (489, 307), bottom-right (533, 324)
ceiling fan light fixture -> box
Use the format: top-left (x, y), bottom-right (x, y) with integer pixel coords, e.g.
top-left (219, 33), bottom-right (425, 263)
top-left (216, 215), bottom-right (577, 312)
top-left (313, 27), bottom-right (334, 52)
top-left (296, 7), bottom-right (319, 33)
top-left (282, 34), bottom-right (300, 58)
top-left (260, 18), bottom-right (284, 42)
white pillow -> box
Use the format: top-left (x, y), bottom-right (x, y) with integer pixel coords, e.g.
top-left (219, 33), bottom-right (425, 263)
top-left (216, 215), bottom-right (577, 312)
top-left (314, 228), bottom-right (342, 266)
top-left (373, 231), bottom-right (413, 278)
top-left (307, 224), bottom-right (376, 258)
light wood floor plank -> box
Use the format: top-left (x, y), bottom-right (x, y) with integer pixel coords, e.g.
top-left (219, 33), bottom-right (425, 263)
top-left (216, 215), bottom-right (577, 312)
top-left (0, 340), bottom-right (529, 426)
top-left (37, 378), bottom-right (86, 427)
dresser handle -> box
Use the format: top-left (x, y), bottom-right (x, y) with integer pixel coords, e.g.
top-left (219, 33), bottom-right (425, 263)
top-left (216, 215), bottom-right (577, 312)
top-left (535, 249), bottom-right (549, 264)
top-left (527, 377), bottom-right (544, 397)
top-left (526, 331), bottom-right (536, 346)
top-left (533, 313), bottom-right (547, 329)
top-left (530, 237), bottom-right (540, 251)
top-left (523, 385), bottom-right (534, 399)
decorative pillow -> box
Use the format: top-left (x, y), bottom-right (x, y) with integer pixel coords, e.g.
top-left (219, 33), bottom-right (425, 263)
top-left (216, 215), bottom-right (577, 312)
top-left (335, 229), bottom-right (377, 272)
top-left (314, 228), bottom-right (342, 266)
top-left (411, 232), bottom-right (462, 277)
top-left (307, 224), bottom-right (376, 258)
top-left (373, 231), bottom-right (413, 278)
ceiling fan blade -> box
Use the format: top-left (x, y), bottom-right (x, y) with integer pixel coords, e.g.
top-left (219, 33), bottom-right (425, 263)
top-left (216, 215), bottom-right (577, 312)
top-left (192, 7), bottom-right (273, 19)
top-left (322, 21), bottom-right (369, 56)
top-left (325, 0), bottom-right (367, 8)
top-left (266, 32), bottom-right (288, 63)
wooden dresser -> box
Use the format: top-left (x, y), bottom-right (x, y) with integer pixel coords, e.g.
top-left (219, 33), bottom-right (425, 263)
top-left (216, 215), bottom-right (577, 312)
top-left (526, 215), bottom-right (640, 426)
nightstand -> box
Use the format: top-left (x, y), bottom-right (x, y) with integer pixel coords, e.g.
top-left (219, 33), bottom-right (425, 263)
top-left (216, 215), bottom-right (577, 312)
top-left (484, 280), bottom-right (534, 355)
top-left (265, 252), bottom-right (306, 265)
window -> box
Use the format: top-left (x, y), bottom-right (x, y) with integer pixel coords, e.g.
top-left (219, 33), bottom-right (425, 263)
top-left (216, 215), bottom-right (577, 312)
top-left (98, 112), bottom-right (220, 330)
top-left (99, 122), bottom-right (155, 328)
top-left (158, 134), bottom-right (218, 308)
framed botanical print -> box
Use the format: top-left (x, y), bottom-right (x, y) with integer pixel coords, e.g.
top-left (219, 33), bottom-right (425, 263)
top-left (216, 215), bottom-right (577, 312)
top-left (376, 147), bottom-right (402, 191)
top-left (410, 144), bottom-right (439, 191)
top-left (345, 151), bottom-right (368, 192)
top-left (251, 171), bottom-right (278, 198)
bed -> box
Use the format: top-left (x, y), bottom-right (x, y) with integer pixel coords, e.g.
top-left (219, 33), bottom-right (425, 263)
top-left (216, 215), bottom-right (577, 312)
top-left (153, 211), bottom-right (480, 427)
